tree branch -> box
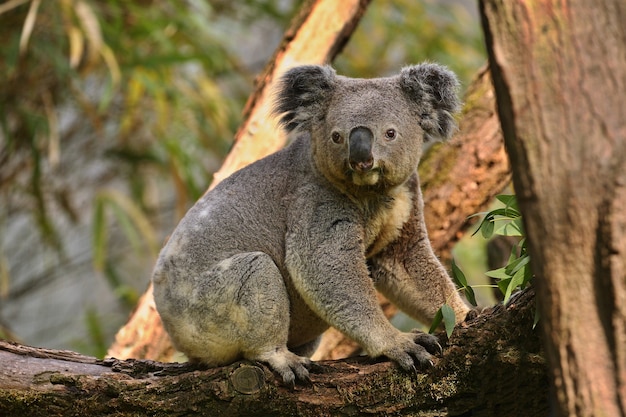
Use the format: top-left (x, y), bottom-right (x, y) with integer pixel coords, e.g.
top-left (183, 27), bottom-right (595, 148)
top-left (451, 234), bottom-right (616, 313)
top-left (1, 289), bottom-right (547, 417)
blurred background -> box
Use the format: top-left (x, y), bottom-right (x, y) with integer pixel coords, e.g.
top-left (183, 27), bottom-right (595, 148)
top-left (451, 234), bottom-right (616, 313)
top-left (0, 0), bottom-right (487, 357)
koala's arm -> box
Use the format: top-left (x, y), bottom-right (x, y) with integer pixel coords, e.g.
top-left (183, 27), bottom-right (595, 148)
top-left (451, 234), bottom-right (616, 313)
top-left (285, 193), bottom-right (436, 367)
top-left (372, 185), bottom-right (470, 324)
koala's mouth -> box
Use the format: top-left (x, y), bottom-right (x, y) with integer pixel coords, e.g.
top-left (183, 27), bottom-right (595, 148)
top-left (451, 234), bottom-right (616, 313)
top-left (348, 166), bottom-right (381, 186)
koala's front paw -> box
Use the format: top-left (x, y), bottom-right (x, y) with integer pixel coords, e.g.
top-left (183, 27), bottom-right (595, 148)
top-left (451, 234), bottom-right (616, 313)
top-left (464, 308), bottom-right (479, 321)
top-left (409, 329), bottom-right (443, 355)
top-left (382, 331), bottom-right (442, 372)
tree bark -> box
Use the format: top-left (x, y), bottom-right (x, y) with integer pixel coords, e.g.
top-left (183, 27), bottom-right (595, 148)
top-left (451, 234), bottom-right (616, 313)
top-left (107, 0), bottom-right (373, 362)
top-left (480, 1), bottom-right (626, 416)
top-left (1, 289), bottom-right (547, 417)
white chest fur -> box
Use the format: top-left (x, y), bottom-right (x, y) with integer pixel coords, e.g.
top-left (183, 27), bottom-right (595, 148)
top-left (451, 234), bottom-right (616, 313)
top-left (364, 184), bottom-right (412, 258)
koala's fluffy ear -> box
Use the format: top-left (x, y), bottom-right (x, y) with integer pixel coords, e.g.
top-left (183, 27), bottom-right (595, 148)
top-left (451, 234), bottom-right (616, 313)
top-left (273, 65), bottom-right (336, 133)
top-left (399, 63), bottom-right (461, 141)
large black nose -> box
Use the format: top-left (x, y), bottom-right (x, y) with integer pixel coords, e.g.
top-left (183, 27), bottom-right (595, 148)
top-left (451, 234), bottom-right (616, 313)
top-left (348, 126), bottom-right (374, 172)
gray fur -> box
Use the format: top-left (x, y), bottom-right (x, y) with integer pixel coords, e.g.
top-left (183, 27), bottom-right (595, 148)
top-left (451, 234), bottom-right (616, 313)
top-left (152, 63), bottom-right (470, 385)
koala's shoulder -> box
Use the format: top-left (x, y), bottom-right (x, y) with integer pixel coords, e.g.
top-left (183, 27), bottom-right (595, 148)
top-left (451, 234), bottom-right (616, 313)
top-left (213, 134), bottom-right (313, 193)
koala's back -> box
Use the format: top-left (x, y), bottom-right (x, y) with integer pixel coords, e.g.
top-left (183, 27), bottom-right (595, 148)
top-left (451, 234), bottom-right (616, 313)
top-left (156, 136), bottom-right (311, 275)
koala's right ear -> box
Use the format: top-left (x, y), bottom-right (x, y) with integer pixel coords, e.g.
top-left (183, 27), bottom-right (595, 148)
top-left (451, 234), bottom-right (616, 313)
top-left (399, 63), bottom-right (461, 141)
top-left (273, 65), bottom-right (336, 133)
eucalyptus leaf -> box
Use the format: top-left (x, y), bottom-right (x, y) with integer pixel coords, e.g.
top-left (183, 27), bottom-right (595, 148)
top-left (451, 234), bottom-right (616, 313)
top-left (505, 254), bottom-right (530, 276)
top-left (497, 277), bottom-right (512, 296)
top-left (485, 267), bottom-right (510, 279)
top-left (441, 304), bottom-right (456, 338)
top-left (471, 214), bottom-right (491, 236)
top-left (450, 260), bottom-right (476, 306)
top-left (503, 267), bottom-right (526, 304)
top-left (464, 285), bottom-right (477, 307)
top-left (496, 194), bottom-right (518, 209)
top-left (429, 308), bottom-right (444, 334)
top-left (494, 218), bottom-right (524, 236)
top-left (451, 259), bottom-right (468, 287)
top-left (481, 216), bottom-right (495, 239)
top-left (485, 207), bottom-right (521, 218)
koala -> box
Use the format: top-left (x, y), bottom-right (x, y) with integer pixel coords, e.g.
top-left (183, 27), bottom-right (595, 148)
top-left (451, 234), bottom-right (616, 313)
top-left (152, 63), bottom-right (471, 386)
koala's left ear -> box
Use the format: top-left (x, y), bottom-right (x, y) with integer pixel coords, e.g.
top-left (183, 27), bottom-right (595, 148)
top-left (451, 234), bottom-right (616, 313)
top-left (399, 63), bottom-right (461, 141)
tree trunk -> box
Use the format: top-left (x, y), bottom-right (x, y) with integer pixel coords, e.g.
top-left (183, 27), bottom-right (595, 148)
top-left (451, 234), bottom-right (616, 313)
top-left (107, 0), bottom-right (373, 362)
top-left (1, 289), bottom-right (547, 417)
top-left (479, 1), bottom-right (626, 416)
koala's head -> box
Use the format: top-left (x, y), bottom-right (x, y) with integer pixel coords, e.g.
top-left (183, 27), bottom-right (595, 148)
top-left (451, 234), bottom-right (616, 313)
top-left (273, 63), bottom-right (460, 192)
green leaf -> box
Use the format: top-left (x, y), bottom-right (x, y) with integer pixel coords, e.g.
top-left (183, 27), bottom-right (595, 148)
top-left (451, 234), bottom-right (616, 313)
top-left (471, 213), bottom-right (491, 236)
top-left (441, 304), bottom-right (456, 338)
top-left (494, 217), bottom-right (524, 236)
top-left (451, 259), bottom-right (468, 287)
top-left (485, 267), bottom-right (510, 279)
top-left (496, 194), bottom-right (518, 209)
top-left (523, 261), bottom-right (534, 287)
top-left (481, 216), bottom-right (495, 239)
top-left (505, 254), bottom-right (530, 276)
top-left (451, 259), bottom-right (476, 306)
top-left (464, 285), bottom-right (477, 307)
top-left (429, 308), bottom-right (444, 334)
top-left (497, 277), bottom-right (512, 295)
top-left (485, 207), bottom-right (521, 218)
top-left (503, 267), bottom-right (526, 304)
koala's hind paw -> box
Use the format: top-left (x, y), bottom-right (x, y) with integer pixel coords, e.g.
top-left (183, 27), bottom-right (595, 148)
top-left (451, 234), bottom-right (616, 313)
top-left (256, 348), bottom-right (312, 388)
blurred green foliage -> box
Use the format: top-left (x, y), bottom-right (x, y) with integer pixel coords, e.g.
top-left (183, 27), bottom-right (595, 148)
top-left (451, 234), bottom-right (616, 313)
top-left (336, 0), bottom-right (485, 86)
top-left (0, 0), bottom-right (485, 354)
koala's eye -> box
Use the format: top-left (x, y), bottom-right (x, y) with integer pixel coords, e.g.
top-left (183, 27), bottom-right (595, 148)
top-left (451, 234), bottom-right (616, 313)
top-left (384, 129), bottom-right (397, 141)
top-left (331, 132), bottom-right (343, 144)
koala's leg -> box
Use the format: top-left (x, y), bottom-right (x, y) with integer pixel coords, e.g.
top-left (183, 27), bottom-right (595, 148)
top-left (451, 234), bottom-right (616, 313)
top-left (286, 222), bottom-right (441, 374)
top-left (153, 251), bottom-right (311, 386)
top-left (290, 337), bottom-right (322, 358)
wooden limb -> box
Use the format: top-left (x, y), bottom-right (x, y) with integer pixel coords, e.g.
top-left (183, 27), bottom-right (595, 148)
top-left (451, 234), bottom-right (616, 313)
top-left (1, 289), bottom-right (547, 417)
top-left (107, 0), bottom-right (372, 362)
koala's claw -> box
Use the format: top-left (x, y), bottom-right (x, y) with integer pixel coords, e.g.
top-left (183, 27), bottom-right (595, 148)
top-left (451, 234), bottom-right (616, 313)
top-left (410, 329), bottom-right (443, 356)
top-left (464, 308), bottom-right (480, 321)
top-left (383, 335), bottom-right (436, 373)
top-left (258, 348), bottom-right (312, 388)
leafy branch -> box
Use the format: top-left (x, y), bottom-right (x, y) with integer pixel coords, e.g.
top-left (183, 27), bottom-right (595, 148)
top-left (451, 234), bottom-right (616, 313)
top-left (431, 195), bottom-right (534, 337)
